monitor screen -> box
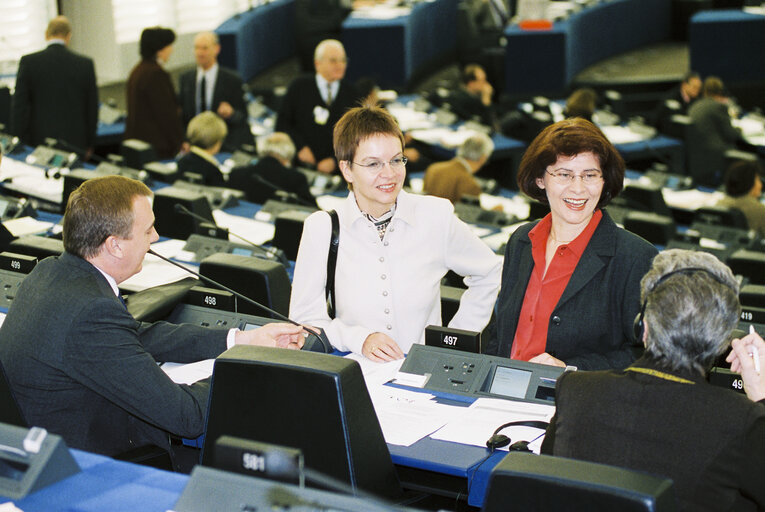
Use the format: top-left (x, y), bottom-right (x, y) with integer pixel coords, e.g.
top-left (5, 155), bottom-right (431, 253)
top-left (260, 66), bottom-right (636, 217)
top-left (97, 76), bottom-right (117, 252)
top-left (231, 247), bottom-right (253, 257)
top-left (490, 366), bottom-right (532, 399)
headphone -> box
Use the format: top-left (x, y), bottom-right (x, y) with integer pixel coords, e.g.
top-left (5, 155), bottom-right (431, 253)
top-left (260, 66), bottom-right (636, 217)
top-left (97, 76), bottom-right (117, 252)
top-left (633, 267), bottom-right (736, 342)
top-left (485, 420), bottom-right (549, 453)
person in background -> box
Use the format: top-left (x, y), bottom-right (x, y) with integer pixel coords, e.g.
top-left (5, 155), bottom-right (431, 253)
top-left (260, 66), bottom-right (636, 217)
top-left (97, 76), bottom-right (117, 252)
top-left (487, 118), bottom-right (657, 370)
top-left (176, 111), bottom-right (227, 187)
top-left (653, 71), bottom-right (702, 129)
top-left (228, 132), bottom-right (317, 206)
top-left (10, 16), bottom-right (98, 159)
top-left (447, 64), bottom-right (495, 126)
top-left (125, 27), bottom-right (183, 159)
top-left (276, 39), bottom-right (361, 174)
top-left (290, 104), bottom-right (501, 361)
top-left (564, 88), bottom-right (597, 122)
top-left (716, 159), bottom-right (765, 237)
top-left (543, 249), bottom-right (765, 512)
top-left (0, 175), bottom-right (303, 462)
top-left (179, 31), bottom-right (253, 153)
top-left (424, 132), bottom-right (494, 204)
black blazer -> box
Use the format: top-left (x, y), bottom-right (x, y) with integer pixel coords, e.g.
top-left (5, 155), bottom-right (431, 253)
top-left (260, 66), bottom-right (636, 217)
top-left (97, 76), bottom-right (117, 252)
top-left (10, 44), bottom-right (99, 151)
top-left (543, 356), bottom-right (765, 511)
top-left (176, 151), bottom-right (225, 187)
top-left (228, 156), bottom-right (317, 206)
top-left (178, 66), bottom-right (254, 152)
top-left (487, 210), bottom-right (657, 370)
top-left (0, 252), bottom-right (227, 456)
top-left (276, 75), bottom-right (360, 164)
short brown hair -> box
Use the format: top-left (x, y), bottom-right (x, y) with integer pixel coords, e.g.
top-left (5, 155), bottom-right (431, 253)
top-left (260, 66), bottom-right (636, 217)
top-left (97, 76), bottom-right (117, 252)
top-left (516, 118), bottom-right (624, 208)
top-left (703, 76), bottom-right (725, 97)
top-left (63, 176), bottom-right (152, 259)
top-left (46, 16), bottom-right (71, 39)
top-left (333, 103), bottom-right (404, 163)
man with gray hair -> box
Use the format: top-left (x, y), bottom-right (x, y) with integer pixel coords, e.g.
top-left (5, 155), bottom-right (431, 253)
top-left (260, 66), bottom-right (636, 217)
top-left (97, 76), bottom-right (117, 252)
top-left (10, 15), bottom-right (98, 157)
top-left (423, 132), bottom-right (494, 204)
top-left (228, 132), bottom-right (316, 206)
top-left (179, 31), bottom-right (253, 152)
top-left (542, 249), bottom-right (765, 511)
top-left (276, 39), bottom-right (361, 174)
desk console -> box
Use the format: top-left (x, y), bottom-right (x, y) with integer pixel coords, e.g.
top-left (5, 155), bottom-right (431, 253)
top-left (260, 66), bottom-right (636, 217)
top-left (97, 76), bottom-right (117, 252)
top-left (400, 345), bottom-right (564, 405)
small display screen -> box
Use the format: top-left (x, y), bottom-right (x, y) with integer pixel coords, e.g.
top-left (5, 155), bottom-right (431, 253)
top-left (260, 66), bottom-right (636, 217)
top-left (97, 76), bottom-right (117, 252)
top-left (49, 154), bottom-right (65, 167)
top-left (489, 366), bottom-right (532, 399)
top-left (231, 248), bottom-right (253, 257)
top-left (243, 323), bottom-right (260, 331)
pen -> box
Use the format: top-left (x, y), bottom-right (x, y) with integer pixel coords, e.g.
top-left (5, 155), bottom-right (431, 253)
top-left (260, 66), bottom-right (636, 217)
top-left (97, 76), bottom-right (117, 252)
top-left (750, 325), bottom-right (760, 375)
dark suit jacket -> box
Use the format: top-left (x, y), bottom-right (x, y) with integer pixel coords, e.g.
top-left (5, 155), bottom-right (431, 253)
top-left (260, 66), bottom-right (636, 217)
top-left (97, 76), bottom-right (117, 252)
top-left (687, 98), bottom-right (743, 188)
top-left (276, 75), bottom-right (360, 164)
top-left (447, 88), bottom-right (493, 126)
top-left (177, 150), bottom-right (225, 187)
top-left (228, 156), bottom-right (317, 206)
top-left (542, 356), bottom-right (765, 512)
top-left (178, 66), bottom-right (254, 152)
top-left (487, 210), bottom-right (657, 370)
top-left (0, 252), bottom-right (227, 456)
top-left (10, 44), bottom-right (98, 151)
top-left (125, 59), bottom-right (184, 159)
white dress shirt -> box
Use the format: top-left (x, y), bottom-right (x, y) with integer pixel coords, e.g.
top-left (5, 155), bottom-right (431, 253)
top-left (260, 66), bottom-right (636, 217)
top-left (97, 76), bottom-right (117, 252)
top-left (289, 190), bottom-right (502, 354)
top-left (315, 74), bottom-right (338, 106)
top-left (196, 64), bottom-right (219, 113)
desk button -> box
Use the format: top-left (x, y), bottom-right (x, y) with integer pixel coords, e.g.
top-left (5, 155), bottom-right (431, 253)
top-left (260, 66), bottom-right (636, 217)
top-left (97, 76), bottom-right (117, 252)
top-left (552, 315), bottom-right (561, 325)
top-left (384, 241), bottom-right (389, 246)
top-left (389, 227), bottom-right (395, 232)
top-left (379, 256), bottom-right (384, 262)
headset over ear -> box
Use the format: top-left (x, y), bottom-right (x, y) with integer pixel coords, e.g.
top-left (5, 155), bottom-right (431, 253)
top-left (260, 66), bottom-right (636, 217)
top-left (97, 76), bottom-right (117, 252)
top-left (633, 266), bottom-right (737, 343)
top-left (486, 420), bottom-right (549, 453)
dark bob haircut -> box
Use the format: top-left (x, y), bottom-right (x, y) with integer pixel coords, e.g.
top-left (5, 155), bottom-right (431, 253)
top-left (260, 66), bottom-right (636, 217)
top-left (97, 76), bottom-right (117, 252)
top-left (139, 27), bottom-right (176, 60)
top-left (516, 117), bottom-right (624, 208)
top-left (724, 159), bottom-right (761, 198)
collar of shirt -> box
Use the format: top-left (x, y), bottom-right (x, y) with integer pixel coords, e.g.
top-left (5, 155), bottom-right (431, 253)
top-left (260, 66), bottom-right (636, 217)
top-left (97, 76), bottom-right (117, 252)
top-left (46, 39), bottom-right (66, 47)
top-left (92, 264), bottom-right (120, 297)
top-left (341, 189), bottom-right (417, 229)
top-left (315, 74), bottom-right (337, 104)
top-left (189, 145), bottom-right (221, 167)
top-left (196, 63), bottom-right (219, 84)
top-left (455, 157), bottom-right (473, 174)
top-left (528, 209), bottom-right (603, 259)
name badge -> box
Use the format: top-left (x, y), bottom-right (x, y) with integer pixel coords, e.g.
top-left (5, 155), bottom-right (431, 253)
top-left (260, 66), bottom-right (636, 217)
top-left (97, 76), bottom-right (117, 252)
top-left (313, 105), bottom-right (330, 125)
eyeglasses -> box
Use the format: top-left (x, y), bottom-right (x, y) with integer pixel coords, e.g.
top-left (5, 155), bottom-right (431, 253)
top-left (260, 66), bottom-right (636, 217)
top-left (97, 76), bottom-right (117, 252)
top-left (324, 57), bottom-right (348, 65)
top-left (545, 169), bottom-right (603, 185)
top-left (351, 156), bottom-right (408, 173)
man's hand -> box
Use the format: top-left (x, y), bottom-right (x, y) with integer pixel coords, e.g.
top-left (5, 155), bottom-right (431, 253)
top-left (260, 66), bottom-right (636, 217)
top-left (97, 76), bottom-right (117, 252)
top-left (727, 331), bottom-right (765, 402)
top-left (298, 146), bottom-right (316, 166)
top-left (235, 323), bottom-right (304, 350)
top-left (529, 352), bottom-right (566, 368)
top-left (316, 157), bottom-right (336, 174)
top-left (362, 332), bottom-right (404, 362)
top-left (217, 101), bottom-right (234, 119)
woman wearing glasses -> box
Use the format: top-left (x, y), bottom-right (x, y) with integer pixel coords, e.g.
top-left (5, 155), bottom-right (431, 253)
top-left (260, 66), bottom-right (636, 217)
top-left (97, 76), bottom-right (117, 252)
top-left (290, 104), bottom-right (501, 361)
top-left (485, 118), bottom-right (657, 370)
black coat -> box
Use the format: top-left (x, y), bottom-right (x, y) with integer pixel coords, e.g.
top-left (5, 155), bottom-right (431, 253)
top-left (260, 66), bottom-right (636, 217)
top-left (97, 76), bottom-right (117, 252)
top-left (176, 151), bottom-right (225, 187)
top-left (10, 44), bottom-right (98, 151)
top-left (228, 156), bottom-right (317, 206)
top-left (487, 210), bottom-right (657, 370)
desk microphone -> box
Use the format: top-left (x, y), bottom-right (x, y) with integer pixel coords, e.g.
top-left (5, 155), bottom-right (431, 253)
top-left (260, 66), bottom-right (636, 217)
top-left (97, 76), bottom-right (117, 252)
top-left (173, 203), bottom-right (289, 266)
top-left (147, 249), bottom-right (332, 353)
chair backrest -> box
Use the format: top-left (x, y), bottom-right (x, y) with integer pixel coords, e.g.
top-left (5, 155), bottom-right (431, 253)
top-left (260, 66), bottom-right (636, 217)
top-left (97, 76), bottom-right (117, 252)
top-left (482, 452), bottom-right (676, 512)
top-left (693, 205), bottom-right (749, 229)
top-left (727, 249), bottom-right (765, 286)
top-left (0, 358), bottom-right (27, 428)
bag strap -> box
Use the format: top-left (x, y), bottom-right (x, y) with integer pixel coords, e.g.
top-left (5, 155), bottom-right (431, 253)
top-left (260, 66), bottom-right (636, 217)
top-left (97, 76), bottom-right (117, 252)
top-left (326, 209), bottom-right (340, 319)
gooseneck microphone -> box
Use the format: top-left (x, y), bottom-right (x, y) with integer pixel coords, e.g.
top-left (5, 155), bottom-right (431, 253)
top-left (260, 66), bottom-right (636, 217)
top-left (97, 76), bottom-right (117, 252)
top-left (173, 203), bottom-right (289, 266)
top-left (147, 249), bottom-right (332, 353)
top-left (249, 173), bottom-right (317, 208)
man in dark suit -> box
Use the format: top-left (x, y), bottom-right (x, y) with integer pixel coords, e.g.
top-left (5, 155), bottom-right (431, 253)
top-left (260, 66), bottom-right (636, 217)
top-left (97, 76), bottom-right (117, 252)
top-left (229, 132), bottom-right (317, 206)
top-left (0, 176), bottom-right (303, 459)
top-left (179, 31), bottom-right (253, 153)
top-left (447, 64), bottom-right (495, 126)
top-left (276, 39), bottom-right (360, 174)
top-left (542, 249), bottom-right (765, 511)
top-left (10, 16), bottom-right (98, 157)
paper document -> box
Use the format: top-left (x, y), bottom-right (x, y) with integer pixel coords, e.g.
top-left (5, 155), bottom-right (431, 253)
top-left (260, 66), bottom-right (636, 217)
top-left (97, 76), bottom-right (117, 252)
top-left (431, 397), bottom-right (554, 454)
top-left (119, 248), bottom-right (197, 292)
top-left (344, 352), bottom-right (404, 389)
top-left (162, 359), bottom-right (215, 385)
top-left (212, 210), bottom-right (275, 246)
top-left (3, 216), bottom-right (54, 237)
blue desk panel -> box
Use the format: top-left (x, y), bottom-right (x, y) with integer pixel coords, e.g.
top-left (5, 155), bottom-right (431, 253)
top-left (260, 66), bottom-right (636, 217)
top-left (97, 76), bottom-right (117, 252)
top-left (216, 0), bottom-right (297, 82)
top-left (503, 0), bottom-right (672, 96)
top-left (689, 10), bottom-right (765, 85)
top-left (342, 0), bottom-right (459, 90)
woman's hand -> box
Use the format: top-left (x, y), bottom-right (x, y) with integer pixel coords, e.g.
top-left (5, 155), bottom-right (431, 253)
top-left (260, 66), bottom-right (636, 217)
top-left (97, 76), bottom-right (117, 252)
top-left (362, 332), bottom-right (405, 362)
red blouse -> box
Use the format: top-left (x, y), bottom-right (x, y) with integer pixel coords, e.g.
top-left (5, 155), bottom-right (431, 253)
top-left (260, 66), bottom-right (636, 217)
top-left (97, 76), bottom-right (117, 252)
top-left (510, 210), bottom-right (603, 361)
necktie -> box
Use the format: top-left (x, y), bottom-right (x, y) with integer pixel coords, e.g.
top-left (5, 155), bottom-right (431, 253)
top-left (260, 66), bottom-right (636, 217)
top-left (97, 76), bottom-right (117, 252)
top-left (199, 76), bottom-right (207, 114)
top-left (326, 83), bottom-right (334, 106)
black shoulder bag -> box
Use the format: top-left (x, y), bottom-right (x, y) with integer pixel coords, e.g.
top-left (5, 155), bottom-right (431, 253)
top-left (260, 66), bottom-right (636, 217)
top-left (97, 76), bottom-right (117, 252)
top-left (326, 210), bottom-right (340, 319)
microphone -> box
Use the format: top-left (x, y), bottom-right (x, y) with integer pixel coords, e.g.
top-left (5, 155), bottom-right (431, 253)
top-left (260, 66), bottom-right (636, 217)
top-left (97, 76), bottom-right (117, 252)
top-left (249, 173), bottom-right (317, 208)
top-left (173, 203), bottom-right (289, 266)
top-left (147, 249), bottom-right (332, 353)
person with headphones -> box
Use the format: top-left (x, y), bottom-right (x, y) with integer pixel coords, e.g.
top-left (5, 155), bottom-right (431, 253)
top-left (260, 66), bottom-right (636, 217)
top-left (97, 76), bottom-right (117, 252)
top-left (485, 118), bottom-right (658, 370)
top-left (541, 249), bottom-right (765, 511)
